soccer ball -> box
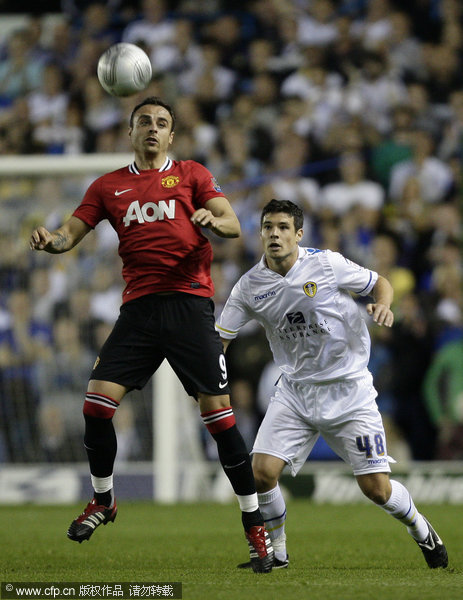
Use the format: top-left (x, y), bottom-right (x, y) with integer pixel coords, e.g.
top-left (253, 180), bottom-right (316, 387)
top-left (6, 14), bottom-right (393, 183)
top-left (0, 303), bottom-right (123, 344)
top-left (97, 43), bottom-right (152, 97)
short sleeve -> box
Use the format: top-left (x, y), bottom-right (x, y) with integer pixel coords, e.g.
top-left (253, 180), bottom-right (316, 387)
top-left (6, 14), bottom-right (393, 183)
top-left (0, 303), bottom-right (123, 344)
top-left (72, 177), bottom-right (107, 229)
top-left (215, 279), bottom-right (251, 339)
top-left (191, 162), bottom-right (226, 207)
top-left (327, 250), bottom-right (378, 296)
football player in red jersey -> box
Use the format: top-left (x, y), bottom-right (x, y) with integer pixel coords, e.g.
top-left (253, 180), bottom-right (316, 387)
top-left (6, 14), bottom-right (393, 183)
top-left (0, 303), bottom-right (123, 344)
top-left (30, 96), bottom-right (274, 573)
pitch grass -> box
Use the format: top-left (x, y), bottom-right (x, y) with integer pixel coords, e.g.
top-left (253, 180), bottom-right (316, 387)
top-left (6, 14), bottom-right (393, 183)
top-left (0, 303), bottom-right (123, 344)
top-left (0, 501), bottom-right (461, 600)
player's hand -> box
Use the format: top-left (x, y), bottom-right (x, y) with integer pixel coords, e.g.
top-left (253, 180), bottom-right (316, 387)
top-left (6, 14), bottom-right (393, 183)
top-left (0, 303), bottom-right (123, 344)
top-left (366, 303), bottom-right (394, 327)
top-left (30, 226), bottom-right (53, 251)
top-left (190, 208), bottom-right (218, 231)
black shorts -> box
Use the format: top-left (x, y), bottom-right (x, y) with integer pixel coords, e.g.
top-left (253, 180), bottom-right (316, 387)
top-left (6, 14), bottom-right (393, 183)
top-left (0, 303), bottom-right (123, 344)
top-left (91, 293), bottom-right (230, 398)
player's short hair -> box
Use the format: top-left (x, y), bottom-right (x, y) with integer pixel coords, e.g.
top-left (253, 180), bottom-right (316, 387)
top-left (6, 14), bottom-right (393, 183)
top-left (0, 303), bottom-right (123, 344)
top-left (260, 199), bottom-right (304, 232)
top-left (129, 96), bottom-right (176, 131)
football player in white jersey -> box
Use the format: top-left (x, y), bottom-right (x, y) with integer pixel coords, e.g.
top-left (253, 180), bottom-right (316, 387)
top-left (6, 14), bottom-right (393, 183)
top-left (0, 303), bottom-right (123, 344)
top-left (216, 199), bottom-right (448, 570)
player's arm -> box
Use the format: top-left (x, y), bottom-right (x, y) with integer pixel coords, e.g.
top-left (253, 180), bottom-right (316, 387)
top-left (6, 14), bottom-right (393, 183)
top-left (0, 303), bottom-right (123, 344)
top-left (221, 337), bottom-right (232, 353)
top-left (30, 216), bottom-right (91, 253)
top-left (366, 275), bottom-right (394, 327)
top-left (191, 197), bottom-right (241, 238)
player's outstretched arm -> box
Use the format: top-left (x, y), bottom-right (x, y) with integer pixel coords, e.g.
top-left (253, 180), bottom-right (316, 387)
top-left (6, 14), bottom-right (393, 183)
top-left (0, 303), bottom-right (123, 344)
top-left (366, 275), bottom-right (394, 327)
top-left (30, 216), bottom-right (91, 253)
top-left (220, 338), bottom-right (232, 353)
top-left (191, 197), bottom-right (241, 238)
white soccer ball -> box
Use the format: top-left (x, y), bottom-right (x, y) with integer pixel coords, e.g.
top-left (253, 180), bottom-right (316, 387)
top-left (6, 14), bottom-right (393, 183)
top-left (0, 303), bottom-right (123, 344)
top-left (97, 43), bottom-right (152, 97)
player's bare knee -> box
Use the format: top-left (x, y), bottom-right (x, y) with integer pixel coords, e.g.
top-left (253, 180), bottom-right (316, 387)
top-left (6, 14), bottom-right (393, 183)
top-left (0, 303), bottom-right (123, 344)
top-left (363, 487), bottom-right (390, 505)
top-left (252, 464), bottom-right (278, 493)
top-left (357, 473), bottom-right (392, 505)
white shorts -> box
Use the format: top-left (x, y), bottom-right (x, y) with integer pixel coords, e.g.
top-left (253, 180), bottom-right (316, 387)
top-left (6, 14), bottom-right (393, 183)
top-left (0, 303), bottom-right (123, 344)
top-left (252, 369), bottom-right (393, 476)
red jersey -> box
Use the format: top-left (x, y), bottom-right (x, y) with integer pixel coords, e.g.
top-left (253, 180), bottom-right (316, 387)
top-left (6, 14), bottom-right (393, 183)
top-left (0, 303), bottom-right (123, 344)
top-left (73, 157), bottom-right (226, 302)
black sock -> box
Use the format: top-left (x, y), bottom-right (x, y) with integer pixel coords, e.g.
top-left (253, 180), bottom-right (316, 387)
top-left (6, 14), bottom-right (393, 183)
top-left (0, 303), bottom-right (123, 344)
top-left (84, 414), bottom-right (117, 505)
top-left (95, 490), bottom-right (113, 507)
top-left (241, 508), bottom-right (264, 530)
top-left (212, 425), bottom-right (256, 496)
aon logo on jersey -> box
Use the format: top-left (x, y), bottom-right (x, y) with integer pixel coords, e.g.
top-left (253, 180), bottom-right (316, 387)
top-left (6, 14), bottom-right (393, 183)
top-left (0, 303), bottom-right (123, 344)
top-left (123, 200), bottom-right (176, 226)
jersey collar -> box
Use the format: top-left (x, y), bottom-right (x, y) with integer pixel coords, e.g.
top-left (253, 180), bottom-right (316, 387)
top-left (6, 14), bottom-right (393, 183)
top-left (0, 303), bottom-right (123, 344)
top-left (258, 246), bottom-right (305, 276)
top-left (129, 157), bottom-right (173, 174)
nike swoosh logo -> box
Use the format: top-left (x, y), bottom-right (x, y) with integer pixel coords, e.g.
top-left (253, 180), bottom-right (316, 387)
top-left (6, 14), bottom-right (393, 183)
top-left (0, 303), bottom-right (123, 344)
top-left (115, 189), bottom-right (133, 196)
top-left (219, 381), bottom-right (228, 389)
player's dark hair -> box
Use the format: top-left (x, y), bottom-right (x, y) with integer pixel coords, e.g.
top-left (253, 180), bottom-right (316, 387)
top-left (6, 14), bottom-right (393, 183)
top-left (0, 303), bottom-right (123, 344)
top-left (261, 199), bottom-right (304, 232)
top-left (129, 96), bottom-right (176, 131)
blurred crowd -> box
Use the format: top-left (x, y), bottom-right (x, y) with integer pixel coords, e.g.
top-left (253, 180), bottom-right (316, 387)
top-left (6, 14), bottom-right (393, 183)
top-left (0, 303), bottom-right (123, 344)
top-left (0, 0), bottom-right (462, 464)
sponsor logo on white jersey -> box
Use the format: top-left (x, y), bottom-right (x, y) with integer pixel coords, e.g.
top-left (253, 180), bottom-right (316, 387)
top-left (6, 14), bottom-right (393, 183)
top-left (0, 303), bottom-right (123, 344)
top-left (254, 290), bottom-right (276, 301)
top-left (123, 199), bottom-right (176, 226)
top-left (277, 315), bottom-right (331, 340)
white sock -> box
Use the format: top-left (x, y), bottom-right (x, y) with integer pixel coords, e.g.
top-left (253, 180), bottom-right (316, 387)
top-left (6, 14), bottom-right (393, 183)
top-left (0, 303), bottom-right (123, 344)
top-left (258, 485), bottom-right (287, 561)
top-left (381, 479), bottom-right (429, 541)
top-left (236, 492), bottom-right (259, 513)
top-left (91, 474), bottom-right (114, 507)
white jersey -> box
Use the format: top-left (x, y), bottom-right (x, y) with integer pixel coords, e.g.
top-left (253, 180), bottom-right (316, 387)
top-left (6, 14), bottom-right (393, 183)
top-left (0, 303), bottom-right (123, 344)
top-left (216, 247), bottom-right (378, 383)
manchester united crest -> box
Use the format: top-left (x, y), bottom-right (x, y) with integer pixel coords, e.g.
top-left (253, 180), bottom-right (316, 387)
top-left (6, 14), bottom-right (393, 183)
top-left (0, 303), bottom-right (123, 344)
top-left (161, 175), bottom-right (180, 188)
top-left (303, 281), bottom-right (317, 297)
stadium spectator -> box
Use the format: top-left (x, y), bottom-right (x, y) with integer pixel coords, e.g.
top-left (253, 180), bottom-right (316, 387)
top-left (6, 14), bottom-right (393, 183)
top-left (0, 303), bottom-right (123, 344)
top-left (269, 14), bottom-right (304, 75)
top-left (421, 43), bottom-right (463, 105)
top-left (173, 96), bottom-right (218, 162)
top-left (122, 0), bottom-right (174, 50)
top-left (67, 37), bottom-right (104, 96)
top-left (187, 42), bottom-right (237, 109)
top-left (47, 19), bottom-right (79, 70)
top-left (297, 0), bottom-right (338, 48)
top-left (202, 13), bottom-right (248, 74)
top-left (82, 76), bottom-right (123, 151)
top-left (406, 81), bottom-right (443, 140)
top-left (325, 14), bottom-right (364, 81)
top-left (149, 18), bottom-right (202, 87)
top-left (88, 263), bottom-right (123, 324)
top-left (281, 46), bottom-right (345, 140)
top-left (368, 233), bottom-right (415, 306)
top-left (221, 96), bottom-right (268, 170)
top-left (438, 89), bottom-right (463, 161)
top-left (54, 288), bottom-right (102, 352)
top-left (423, 338), bottom-right (463, 459)
top-left (78, 2), bottom-right (120, 48)
top-left (321, 152), bottom-right (384, 216)
top-left (246, 72), bottom-right (280, 136)
top-left (0, 97), bottom-right (38, 154)
top-left (389, 129), bottom-right (454, 204)
top-left (389, 292), bottom-right (436, 460)
top-left (0, 288), bottom-right (52, 462)
top-left (350, 0), bottom-right (393, 51)
top-left (385, 11), bottom-right (426, 80)
top-left (37, 316), bottom-right (94, 461)
top-left (344, 50), bottom-right (408, 134)
top-left (266, 133), bottom-right (319, 248)
top-left (29, 95), bottom-right (274, 573)
top-left (29, 266), bottom-right (65, 325)
top-left (216, 199), bottom-right (448, 570)
top-left (240, 38), bottom-right (280, 86)
top-left (370, 103), bottom-right (414, 188)
top-left (0, 29), bottom-right (44, 108)
top-left (27, 63), bottom-right (70, 147)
